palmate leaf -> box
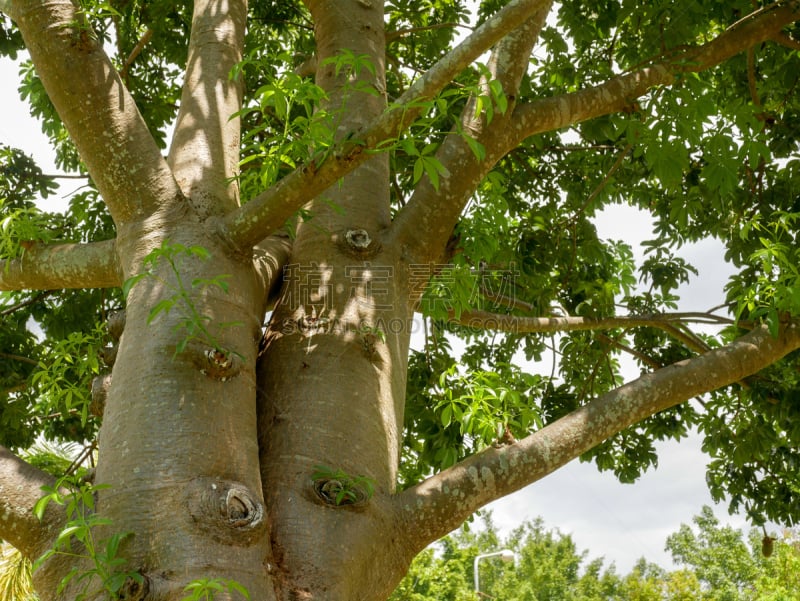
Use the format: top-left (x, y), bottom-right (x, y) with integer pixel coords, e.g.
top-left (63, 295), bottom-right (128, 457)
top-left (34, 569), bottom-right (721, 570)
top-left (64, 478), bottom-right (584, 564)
top-left (412, 155), bottom-right (449, 191)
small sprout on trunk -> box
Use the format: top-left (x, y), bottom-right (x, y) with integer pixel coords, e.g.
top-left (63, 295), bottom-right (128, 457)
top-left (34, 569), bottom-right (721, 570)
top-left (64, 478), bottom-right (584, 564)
top-left (311, 465), bottom-right (375, 507)
top-left (359, 325), bottom-right (385, 359)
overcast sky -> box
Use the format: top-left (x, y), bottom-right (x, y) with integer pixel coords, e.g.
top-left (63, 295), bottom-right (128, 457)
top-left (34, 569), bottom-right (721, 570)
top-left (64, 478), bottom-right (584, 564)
top-left (0, 51), bottom-right (758, 574)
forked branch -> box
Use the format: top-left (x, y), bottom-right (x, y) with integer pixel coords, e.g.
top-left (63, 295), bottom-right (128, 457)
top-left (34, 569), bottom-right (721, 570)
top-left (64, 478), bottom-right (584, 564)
top-left (217, 0), bottom-right (552, 251)
top-left (508, 1), bottom-right (800, 151)
top-left (390, 3), bottom-right (553, 264)
top-left (394, 1), bottom-right (800, 262)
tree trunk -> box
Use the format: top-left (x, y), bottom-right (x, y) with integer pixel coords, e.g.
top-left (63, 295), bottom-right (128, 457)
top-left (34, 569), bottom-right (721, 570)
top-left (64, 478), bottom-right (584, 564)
top-left (255, 3), bottom-right (417, 598)
top-left (32, 217), bottom-right (277, 601)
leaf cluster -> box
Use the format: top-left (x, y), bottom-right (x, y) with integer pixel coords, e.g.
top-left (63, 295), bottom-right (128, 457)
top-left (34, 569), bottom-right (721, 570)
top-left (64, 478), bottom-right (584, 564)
top-left (33, 478), bottom-right (142, 601)
top-left (311, 465), bottom-right (376, 506)
top-left (123, 241), bottom-right (243, 359)
top-left (182, 578), bottom-right (250, 601)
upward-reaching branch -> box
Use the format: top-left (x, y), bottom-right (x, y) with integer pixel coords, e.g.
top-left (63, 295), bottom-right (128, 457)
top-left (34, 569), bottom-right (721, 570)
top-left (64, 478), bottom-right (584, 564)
top-left (505, 1), bottom-right (800, 159)
top-left (217, 0), bottom-right (552, 251)
top-left (7, 0), bottom-right (183, 224)
top-left (395, 322), bottom-right (800, 550)
top-left (168, 0), bottom-right (248, 217)
top-left (389, 3), bottom-right (553, 264)
top-left (391, 1), bottom-right (800, 268)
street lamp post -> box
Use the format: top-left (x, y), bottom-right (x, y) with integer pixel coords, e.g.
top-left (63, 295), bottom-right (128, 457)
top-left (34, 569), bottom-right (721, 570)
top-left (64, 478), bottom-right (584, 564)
top-left (473, 549), bottom-right (517, 596)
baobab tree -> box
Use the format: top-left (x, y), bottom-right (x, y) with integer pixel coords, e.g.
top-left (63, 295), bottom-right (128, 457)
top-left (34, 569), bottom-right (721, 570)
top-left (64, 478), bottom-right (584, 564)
top-left (1, 0), bottom-right (799, 600)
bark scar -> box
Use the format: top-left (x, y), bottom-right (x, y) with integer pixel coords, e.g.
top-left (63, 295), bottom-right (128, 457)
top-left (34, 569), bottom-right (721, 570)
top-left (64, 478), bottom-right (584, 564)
top-left (185, 478), bottom-right (266, 544)
top-left (339, 228), bottom-right (381, 258)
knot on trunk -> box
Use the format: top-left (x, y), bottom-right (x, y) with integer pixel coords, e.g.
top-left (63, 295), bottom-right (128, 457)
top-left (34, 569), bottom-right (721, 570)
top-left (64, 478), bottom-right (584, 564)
top-left (189, 344), bottom-right (243, 381)
top-left (186, 478), bottom-right (266, 544)
top-left (90, 373), bottom-right (112, 417)
top-left (340, 228), bottom-right (380, 258)
top-left (118, 573), bottom-right (148, 601)
top-left (310, 466), bottom-right (374, 508)
top-left (108, 310), bottom-right (126, 341)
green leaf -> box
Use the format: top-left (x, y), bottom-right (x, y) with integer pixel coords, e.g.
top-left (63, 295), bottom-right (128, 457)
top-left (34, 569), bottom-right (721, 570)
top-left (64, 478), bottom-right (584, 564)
top-left (489, 79), bottom-right (507, 114)
top-left (440, 404), bottom-right (452, 428)
top-left (147, 298), bottom-right (176, 324)
top-left (462, 134), bottom-right (486, 161)
top-left (228, 579), bottom-right (251, 600)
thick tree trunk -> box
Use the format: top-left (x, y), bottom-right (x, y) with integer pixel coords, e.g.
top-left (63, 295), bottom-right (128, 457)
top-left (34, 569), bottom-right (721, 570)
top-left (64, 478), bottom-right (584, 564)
top-left (32, 214), bottom-right (277, 601)
top-left (254, 2), bottom-right (417, 599)
top-left (256, 233), bottom-right (414, 600)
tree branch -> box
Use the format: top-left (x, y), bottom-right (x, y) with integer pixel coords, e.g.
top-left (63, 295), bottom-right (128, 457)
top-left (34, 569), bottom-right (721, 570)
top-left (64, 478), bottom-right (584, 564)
top-left (0, 445), bottom-right (64, 560)
top-left (217, 0), bottom-right (553, 251)
top-left (0, 0), bottom-right (14, 18)
top-left (386, 22), bottom-right (465, 43)
top-left (387, 1), bottom-right (799, 265)
top-left (511, 66), bottom-right (675, 144)
top-left (253, 233), bottom-right (293, 315)
top-left (448, 309), bottom-right (735, 334)
top-left (396, 321), bottom-right (800, 549)
top-left (168, 0), bottom-right (247, 216)
top-left (771, 30), bottom-right (800, 50)
top-left (677, 1), bottom-right (800, 72)
top-left (508, 1), bottom-right (800, 150)
top-left (0, 352), bottom-right (38, 366)
top-left (0, 292), bottom-right (52, 316)
top-left (389, 3), bottom-right (553, 264)
top-left (9, 0), bottom-right (183, 224)
top-left (118, 27), bottom-right (153, 81)
top-left (0, 240), bottom-right (120, 291)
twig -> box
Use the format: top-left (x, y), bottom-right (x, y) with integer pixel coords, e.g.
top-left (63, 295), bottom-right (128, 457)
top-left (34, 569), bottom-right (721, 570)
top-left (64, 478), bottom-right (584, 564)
top-left (0, 352), bottom-right (38, 366)
top-left (596, 332), bottom-right (662, 370)
top-left (1, 383), bottom-right (28, 395)
top-left (386, 22), bottom-right (466, 43)
top-left (119, 28), bottom-right (153, 80)
top-left (42, 173), bottom-right (90, 180)
top-left (479, 288), bottom-right (536, 313)
top-left (747, 47), bottom-right (762, 107)
top-left (576, 142), bottom-right (634, 219)
top-left (0, 291), bottom-right (52, 317)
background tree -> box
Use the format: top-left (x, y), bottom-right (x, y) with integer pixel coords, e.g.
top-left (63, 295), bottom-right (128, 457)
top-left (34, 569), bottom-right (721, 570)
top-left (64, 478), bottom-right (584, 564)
top-left (389, 513), bottom-right (620, 601)
top-left (751, 529), bottom-right (800, 600)
top-left (666, 506), bottom-right (759, 600)
top-left (666, 506), bottom-right (800, 601)
top-left (390, 509), bottom-right (800, 600)
top-left (1, 0), bottom-right (800, 599)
